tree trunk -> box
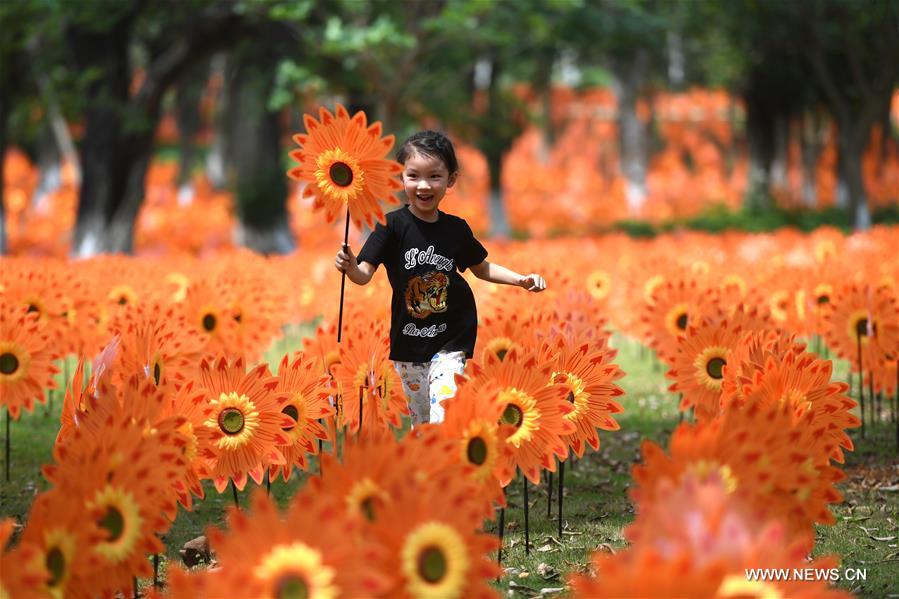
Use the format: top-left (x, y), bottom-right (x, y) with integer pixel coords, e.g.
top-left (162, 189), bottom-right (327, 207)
top-left (478, 55), bottom-right (511, 238)
top-left (377, 96), bottom-right (399, 136)
top-left (74, 119), bottom-right (155, 255)
top-left (877, 91), bottom-right (895, 165)
top-left (743, 84), bottom-right (775, 210)
top-left (534, 49), bottom-right (556, 163)
top-left (75, 115), bottom-right (199, 256)
top-left (837, 123), bottom-right (871, 230)
top-left (229, 44), bottom-right (294, 255)
top-left (69, 8), bottom-right (251, 256)
top-left (175, 67), bottom-right (205, 201)
top-left (486, 156), bottom-right (509, 239)
top-left (769, 114), bottom-right (789, 192)
top-left (104, 150), bottom-right (155, 253)
top-left (834, 148), bottom-right (849, 210)
top-left (0, 85), bottom-right (8, 255)
top-left (68, 9), bottom-right (147, 256)
top-left (801, 1), bottom-right (898, 229)
top-left (666, 29), bottom-right (685, 89)
top-left (799, 109), bottom-right (825, 208)
top-left (206, 52), bottom-right (229, 189)
top-left (615, 49), bottom-right (650, 217)
top-left (32, 125), bottom-right (62, 210)
top-left (34, 69), bottom-right (80, 187)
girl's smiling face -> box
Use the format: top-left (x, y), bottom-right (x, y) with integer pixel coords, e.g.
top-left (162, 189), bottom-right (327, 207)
top-left (401, 151), bottom-right (457, 222)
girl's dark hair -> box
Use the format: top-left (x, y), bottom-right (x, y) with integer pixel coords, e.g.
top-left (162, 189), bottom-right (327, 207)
top-left (396, 130), bottom-right (459, 174)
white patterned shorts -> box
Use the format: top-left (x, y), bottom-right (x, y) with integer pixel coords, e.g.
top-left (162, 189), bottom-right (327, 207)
top-left (393, 350), bottom-right (467, 425)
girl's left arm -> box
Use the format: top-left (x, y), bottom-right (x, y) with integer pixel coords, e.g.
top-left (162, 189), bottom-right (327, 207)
top-left (469, 260), bottom-right (546, 292)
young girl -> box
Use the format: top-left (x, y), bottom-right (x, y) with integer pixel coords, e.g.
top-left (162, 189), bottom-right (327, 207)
top-left (334, 130), bottom-right (546, 425)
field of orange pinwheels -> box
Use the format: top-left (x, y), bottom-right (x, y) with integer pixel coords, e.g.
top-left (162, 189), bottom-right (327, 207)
top-left (3, 221), bottom-right (897, 596)
top-left (2, 101), bottom-right (898, 598)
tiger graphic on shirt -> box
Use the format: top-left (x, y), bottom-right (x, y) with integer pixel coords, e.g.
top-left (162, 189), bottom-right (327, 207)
top-left (404, 271), bottom-right (449, 319)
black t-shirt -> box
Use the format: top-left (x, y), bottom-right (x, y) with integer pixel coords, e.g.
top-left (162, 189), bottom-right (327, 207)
top-left (357, 205), bottom-right (488, 362)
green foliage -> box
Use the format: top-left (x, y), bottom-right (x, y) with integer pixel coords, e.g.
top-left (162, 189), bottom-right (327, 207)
top-left (695, 27), bottom-right (745, 88)
top-left (685, 203), bottom-right (813, 233)
top-left (59, 0), bottom-right (136, 33)
top-left (249, 0), bottom-right (314, 21)
top-left (5, 0), bottom-right (896, 239)
top-left (682, 203), bottom-right (899, 233)
top-left (514, 200), bottom-right (899, 242)
top-left (269, 61), bottom-right (327, 112)
top-left (576, 66), bottom-right (615, 89)
top-left (612, 219), bottom-right (657, 238)
top-left (321, 13), bottom-right (416, 57)
top-left (0, 0), bottom-right (47, 56)
top-left (563, 0), bottom-right (670, 86)
top-left (603, 204), bottom-right (899, 239)
top-left (870, 203), bottom-right (899, 225)
top-left (1, 0), bottom-right (68, 151)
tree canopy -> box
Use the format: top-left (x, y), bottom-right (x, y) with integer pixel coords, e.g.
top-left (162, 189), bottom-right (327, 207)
top-left (2, 0), bottom-right (897, 254)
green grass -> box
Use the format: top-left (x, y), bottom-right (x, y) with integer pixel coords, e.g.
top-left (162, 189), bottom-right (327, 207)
top-left (2, 332), bottom-right (897, 597)
top-left (489, 334), bottom-right (679, 595)
top-left (811, 414), bottom-right (899, 598)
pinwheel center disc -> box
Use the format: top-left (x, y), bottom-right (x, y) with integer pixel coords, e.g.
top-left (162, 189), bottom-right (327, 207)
top-left (45, 546), bottom-right (66, 587)
top-left (466, 436), bottom-right (488, 466)
top-left (360, 496), bottom-right (376, 522)
top-left (329, 162), bottom-right (354, 187)
top-left (855, 317), bottom-right (872, 338)
top-left (0, 352), bottom-right (19, 375)
top-left (202, 313), bottom-right (217, 332)
top-left (417, 546), bottom-right (447, 583)
top-left (98, 506), bottom-right (125, 543)
top-left (501, 404), bottom-right (524, 428)
top-left (275, 576), bottom-right (309, 599)
top-left (706, 357), bottom-right (726, 379)
top-left (281, 405), bottom-right (299, 432)
top-left (219, 407), bottom-right (246, 435)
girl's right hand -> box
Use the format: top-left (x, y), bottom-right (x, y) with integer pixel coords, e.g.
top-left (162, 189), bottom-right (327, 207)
top-left (335, 245), bottom-right (358, 273)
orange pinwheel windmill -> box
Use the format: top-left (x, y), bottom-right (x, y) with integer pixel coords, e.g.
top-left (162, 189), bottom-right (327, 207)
top-left (287, 105), bottom-right (403, 341)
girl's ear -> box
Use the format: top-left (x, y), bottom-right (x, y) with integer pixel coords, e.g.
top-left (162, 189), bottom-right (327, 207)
top-left (448, 171), bottom-right (458, 187)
